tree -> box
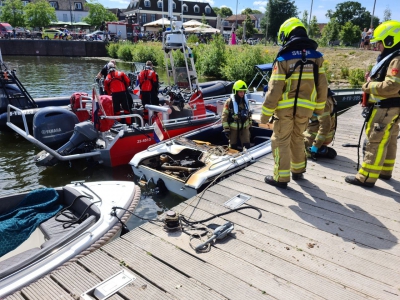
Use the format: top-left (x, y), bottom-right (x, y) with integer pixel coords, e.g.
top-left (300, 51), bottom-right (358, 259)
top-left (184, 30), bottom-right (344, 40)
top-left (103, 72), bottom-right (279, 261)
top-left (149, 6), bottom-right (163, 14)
top-left (339, 21), bottom-right (360, 45)
top-left (25, 0), bottom-right (57, 29)
top-left (383, 7), bottom-right (391, 22)
top-left (220, 7), bottom-right (233, 18)
top-left (201, 13), bottom-right (207, 25)
top-left (0, 0), bottom-right (26, 27)
top-left (325, 1), bottom-right (379, 30)
top-left (212, 7), bottom-right (221, 16)
top-left (238, 13), bottom-right (257, 39)
top-left (82, 0), bottom-right (118, 28)
top-left (309, 15), bottom-right (320, 38)
top-left (301, 10), bottom-right (309, 32)
top-left (242, 8), bottom-right (262, 14)
top-left (320, 18), bottom-right (340, 46)
top-left (261, 0), bottom-right (298, 42)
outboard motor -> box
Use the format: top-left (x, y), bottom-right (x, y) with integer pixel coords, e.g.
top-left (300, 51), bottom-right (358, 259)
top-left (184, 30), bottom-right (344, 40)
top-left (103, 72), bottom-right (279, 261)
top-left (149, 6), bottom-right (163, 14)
top-left (57, 121), bottom-right (98, 155)
top-left (33, 107), bottom-right (79, 149)
top-left (35, 121), bottom-right (99, 167)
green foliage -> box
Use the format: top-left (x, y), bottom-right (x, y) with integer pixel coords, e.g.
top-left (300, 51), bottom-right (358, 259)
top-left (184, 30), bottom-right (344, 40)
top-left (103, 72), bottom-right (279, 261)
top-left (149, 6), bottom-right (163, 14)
top-left (263, 0), bottom-right (299, 43)
top-left (301, 10), bottom-right (309, 32)
top-left (309, 16), bottom-right (320, 38)
top-left (196, 34), bottom-right (226, 77)
top-left (0, 0), bottom-right (26, 27)
top-left (339, 21), bottom-right (361, 45)
top-left (187, 34), bottom-right (199, 44)
top-left (221, 45), bottom-right (270, 83)
top-left (320, 18), bottom-right (340, 46)
top-left (340, 67), bottom-right (349, 79)
top-left (242, 8), bottom-right (261, 14)
top-left (171, 50), bottom-right (186, 67)
top-left (24, 0), bottom-right (57, 29)
top-left (82, 0), bottom-right (118, 28)
top-left (242, 14), bottom-right (257, 39)
top-left (117, 43), bottom-right (133, 61)
top-left (348, 68), bottom-right (364, 87)
top-left (219, 7), bottom-right (233, 18)
top-left (323, 61), bottom-right (333, 83)
top-left (106, 43), bottom-right (120, 58)
top-left (130, 43), bottom-right (164, 66)
top-left (326, 1), bottom-right (379, 30)
top-left (383, 7), bottom-right (391, 22)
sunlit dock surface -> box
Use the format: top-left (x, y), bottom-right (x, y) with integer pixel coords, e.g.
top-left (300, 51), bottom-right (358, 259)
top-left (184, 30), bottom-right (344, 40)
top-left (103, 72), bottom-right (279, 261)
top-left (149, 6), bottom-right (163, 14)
top-left (5, 105), bottom-right (400, 300)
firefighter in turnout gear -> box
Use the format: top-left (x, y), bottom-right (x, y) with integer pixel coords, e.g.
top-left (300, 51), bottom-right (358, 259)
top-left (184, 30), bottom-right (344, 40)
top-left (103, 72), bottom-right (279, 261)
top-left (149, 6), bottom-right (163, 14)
top-left (222, 80), bottom-right (252, 150)
top-left (304, 88), bottom-right (338, 160)
top-left (261, 17), bottom-right (328, 189)
top-left (345, 20), bottom-right (400, 187)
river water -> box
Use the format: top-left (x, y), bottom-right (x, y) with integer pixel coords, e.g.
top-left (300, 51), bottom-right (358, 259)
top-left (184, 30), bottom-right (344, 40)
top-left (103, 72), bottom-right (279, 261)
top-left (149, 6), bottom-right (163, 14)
top-left (0, 56), bottom-right (186, 229)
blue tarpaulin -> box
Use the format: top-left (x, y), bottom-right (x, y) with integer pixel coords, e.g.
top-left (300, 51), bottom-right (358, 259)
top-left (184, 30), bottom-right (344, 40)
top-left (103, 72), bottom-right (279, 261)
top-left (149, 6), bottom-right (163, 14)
top-left (0, 188), bottom-right (62, 257)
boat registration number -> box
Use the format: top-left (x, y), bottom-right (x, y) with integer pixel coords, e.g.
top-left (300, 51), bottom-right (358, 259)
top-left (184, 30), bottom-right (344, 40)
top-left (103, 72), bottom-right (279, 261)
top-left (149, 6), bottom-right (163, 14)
top-left (137, 138), bottom-right (152, 143)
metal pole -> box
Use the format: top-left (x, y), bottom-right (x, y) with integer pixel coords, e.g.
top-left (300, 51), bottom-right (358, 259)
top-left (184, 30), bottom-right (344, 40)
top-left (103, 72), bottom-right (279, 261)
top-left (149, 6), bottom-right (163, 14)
top-left (370, 0), bottom-right (376, 28)
top-left (235, 0), bottom-right (238, 29)
top-left (69, 0), bottom-right (73, 26)
top-left (264, 0), bottom-right (270, 45)
top-left (308, 0), bottom-right (313, 33)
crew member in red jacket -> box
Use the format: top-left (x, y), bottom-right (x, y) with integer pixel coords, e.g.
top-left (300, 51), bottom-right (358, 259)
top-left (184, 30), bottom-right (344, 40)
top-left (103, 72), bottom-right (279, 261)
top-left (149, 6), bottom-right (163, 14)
top-left (138, 61), bottom-right (158, 106)
top-left (104, 62), bottom-right (131, 115)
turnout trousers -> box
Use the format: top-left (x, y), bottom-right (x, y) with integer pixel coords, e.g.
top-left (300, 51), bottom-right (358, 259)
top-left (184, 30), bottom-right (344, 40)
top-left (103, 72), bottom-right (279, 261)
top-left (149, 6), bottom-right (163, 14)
top-left (229, 128), bottom-right (250, 148)
top-left (356, 106), bottom-right (400, 184)
top-left (271, 111), bottom-right (309, 183)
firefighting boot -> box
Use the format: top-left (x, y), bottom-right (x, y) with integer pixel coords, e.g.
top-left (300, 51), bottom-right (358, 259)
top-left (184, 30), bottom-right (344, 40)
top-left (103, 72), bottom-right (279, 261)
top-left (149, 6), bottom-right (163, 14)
top-left (345, 176), bottom-right (375, 187)
top-left (264, 175), bottom-right (288, 189)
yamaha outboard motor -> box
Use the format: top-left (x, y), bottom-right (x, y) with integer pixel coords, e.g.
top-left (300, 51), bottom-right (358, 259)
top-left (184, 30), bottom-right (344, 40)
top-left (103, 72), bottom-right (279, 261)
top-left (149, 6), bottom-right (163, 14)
top-left (35, 121), bottom-right (99, 167)
top-left (33, 107), bottom-right (79, 149)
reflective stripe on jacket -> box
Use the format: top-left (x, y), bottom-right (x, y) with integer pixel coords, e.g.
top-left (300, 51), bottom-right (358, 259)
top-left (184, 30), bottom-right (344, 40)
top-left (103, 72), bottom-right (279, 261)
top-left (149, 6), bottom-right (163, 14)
top-left (260, 50), bottom-right (328, 123)
top-left (363, 55), bottom-right (400, 104)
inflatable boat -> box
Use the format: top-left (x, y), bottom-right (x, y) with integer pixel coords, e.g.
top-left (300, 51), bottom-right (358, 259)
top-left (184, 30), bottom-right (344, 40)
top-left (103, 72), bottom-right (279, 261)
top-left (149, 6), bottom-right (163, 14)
top-left (0, 180), bottom-right (140, 297)
top-left (0, 61), bottom-right (70, 130)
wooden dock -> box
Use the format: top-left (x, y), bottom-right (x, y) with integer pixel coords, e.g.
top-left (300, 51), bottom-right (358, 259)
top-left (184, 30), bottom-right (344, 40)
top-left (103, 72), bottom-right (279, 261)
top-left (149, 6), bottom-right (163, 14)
top-left (5, 106), bottom-right (400, 300)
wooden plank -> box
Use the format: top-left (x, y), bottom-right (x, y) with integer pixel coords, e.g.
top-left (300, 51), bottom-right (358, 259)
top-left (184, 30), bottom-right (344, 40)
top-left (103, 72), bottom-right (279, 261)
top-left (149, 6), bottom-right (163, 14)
top-left (78, 249), bottom-right (175, 300)
top-left (243, 165), bottom-right (400, 222)
top-left (181, 190), bottom-right (400, 286)
top-left (101, 238), bottom-right (227, 300)
top-left (165, 202), bottom-right (378, 299)
top-left (226, 171), bottom-right (400, 239)
top-left (173, 197), bottom-right (400, 299)
top-left (4, 292), bottom-right (26, 300)
top-left (140, 222), bottom-right (322, 300)
top-left (19, 276), bottom-right (74, 300)
top-left (123, 228), bottom-right (277, 300)
top-left (205, 183), bottom-right (400, 271)
top-left (50, 264), bottom-right (104, 299)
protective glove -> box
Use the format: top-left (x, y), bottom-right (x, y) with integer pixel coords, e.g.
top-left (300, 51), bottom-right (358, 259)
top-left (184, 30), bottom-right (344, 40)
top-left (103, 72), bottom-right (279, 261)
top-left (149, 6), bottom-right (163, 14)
top-left (310, 145), bottom-right (319, 153)
top-left (310, 145), bottom-right (319, 161)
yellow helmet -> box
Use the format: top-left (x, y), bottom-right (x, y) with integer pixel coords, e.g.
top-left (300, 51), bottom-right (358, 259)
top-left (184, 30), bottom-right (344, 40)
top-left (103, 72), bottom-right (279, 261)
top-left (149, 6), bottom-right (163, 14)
top-left (233, 80), bottom-right (247, 94)
top-left (370, 20), bottom-right (400, 48)
top-left (277, 17), bottom-right (306, 45)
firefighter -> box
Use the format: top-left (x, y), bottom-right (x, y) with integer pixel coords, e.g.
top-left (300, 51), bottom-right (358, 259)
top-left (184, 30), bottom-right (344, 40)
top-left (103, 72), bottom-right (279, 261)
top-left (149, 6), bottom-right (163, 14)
top-left (104, 62), bottom-right (131, 116)
top-left (261, 17), bottom-right (328, 189)
top-left (304, 88), bottom-right (337, 160)
top-left (345, 20), bottom-right (400, 187)
top-left (222, 80), bottom-right (252, 150)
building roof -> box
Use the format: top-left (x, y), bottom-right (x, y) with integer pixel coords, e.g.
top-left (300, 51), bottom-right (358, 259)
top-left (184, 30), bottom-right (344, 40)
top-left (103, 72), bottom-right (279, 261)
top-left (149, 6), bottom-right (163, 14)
top-left (48, 0), bottom-right (89, 12)
top-left (126, 0), bottom-right (217, 18)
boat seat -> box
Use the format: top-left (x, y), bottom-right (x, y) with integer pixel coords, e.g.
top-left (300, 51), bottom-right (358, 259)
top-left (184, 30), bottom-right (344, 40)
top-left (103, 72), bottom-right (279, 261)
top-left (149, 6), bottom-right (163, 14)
top-left (0, 248), bottom-right (42, 279)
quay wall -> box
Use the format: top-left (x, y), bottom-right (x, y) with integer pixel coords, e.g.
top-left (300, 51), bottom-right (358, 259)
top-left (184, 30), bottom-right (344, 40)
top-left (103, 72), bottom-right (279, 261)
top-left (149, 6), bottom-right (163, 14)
top-left (0, 40), bottom-right (107, 57)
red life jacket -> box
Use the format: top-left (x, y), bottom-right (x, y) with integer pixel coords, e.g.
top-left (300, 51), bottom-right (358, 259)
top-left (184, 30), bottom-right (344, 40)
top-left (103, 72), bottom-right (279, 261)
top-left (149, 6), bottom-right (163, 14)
top-left (139, 69), bottom-right (156, 92)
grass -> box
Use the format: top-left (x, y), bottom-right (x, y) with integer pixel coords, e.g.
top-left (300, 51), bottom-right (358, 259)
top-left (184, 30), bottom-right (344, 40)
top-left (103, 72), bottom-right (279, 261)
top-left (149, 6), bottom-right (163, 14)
top-left (262, 46), bottom-right (379, 87)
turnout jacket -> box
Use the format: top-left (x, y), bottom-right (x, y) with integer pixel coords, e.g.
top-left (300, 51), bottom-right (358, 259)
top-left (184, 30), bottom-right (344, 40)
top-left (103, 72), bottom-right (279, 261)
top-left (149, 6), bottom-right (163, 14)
top-left (261, 50), bottom-right (328, 123)
top-left (104, 70), bottom-right (130, 95)
top-left (363, 54), bottom-right (400, 105)
top-left (222, 94), bottom-right (251, 130)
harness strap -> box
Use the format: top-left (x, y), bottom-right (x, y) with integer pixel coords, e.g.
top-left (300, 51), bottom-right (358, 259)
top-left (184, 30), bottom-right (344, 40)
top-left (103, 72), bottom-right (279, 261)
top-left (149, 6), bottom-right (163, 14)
top-left (292, 50), bottom-right (307, 117)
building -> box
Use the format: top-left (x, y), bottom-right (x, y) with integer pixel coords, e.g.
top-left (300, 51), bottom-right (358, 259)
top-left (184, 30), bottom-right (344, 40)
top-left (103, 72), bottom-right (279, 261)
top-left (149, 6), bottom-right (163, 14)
top-left (223, 14), bottom-right (257, 30)
top-left (48, 0), bottom-right (89, 23)
top-left (124, 0), bottom-right (217, 28)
